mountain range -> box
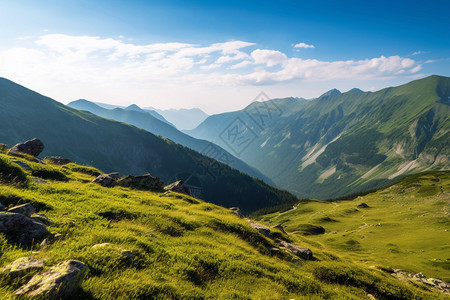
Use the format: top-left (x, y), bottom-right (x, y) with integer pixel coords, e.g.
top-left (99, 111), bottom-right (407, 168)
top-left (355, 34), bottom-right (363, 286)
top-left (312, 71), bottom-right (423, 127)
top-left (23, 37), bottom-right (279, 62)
top-left (187, 75), bottom-right (449, 199)
top-left (67, 99), bottom-right (272, 185)
top-left (0, 77), bottom-right (297, 213)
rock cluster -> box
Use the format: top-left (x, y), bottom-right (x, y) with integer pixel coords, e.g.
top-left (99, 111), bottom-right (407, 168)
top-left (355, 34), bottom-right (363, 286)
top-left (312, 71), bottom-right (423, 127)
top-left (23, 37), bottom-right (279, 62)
top-left (92, 172), bottom-right (191, 195)
top-left (247, 220), bottom-right (314, 260)
top-left (390, 269), bottom-right (450, 294)
top-left (92, 173), bottom-right (165, 191)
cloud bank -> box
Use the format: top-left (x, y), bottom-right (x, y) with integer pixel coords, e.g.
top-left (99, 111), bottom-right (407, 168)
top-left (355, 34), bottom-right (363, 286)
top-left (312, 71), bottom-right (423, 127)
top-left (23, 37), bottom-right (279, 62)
top-left (0, 34), bottom-right (423, 111)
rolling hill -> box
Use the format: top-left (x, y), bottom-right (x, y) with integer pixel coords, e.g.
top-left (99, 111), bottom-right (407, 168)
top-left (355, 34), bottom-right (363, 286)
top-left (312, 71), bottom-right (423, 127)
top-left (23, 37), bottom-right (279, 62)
top-left (0, 77), bottom-right (295, 213)
top-left (0, 150), bottom-right (446, 299)
top-left (187, 75), bottom-right (450, 199)
top-left (256, 170), bottom-right (450, 283)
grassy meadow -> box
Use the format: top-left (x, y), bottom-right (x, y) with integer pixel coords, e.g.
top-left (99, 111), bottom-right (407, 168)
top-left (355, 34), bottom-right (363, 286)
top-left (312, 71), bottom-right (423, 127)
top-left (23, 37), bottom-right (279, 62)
top-left (0, 150), bottom-right (448, 299)
top-left (257, 171), bottom-right (450, 284)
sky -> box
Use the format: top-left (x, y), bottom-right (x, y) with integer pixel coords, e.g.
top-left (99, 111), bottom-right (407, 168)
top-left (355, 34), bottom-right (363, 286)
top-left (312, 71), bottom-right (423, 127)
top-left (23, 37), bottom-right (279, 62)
top-left (0, 0), bottom-right (449, 114)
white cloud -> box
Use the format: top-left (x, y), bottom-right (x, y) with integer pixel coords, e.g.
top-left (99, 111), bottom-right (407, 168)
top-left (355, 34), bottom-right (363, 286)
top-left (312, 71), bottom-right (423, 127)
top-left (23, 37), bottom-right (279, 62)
top-left (0, 33), bottom-right (423, 112)
top-left (251, 49), bottom-right (287, 66)
top-left (230, 60), bottom-right (253, 69)
top-left (411, 51), bottom-right (429, 56)
top-left (294, 42), bottom-right (315, 49)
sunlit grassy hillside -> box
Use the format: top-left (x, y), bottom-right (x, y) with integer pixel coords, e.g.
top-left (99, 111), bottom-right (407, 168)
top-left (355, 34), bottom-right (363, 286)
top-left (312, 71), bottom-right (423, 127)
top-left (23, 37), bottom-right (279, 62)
top-left (0, 150), bottom-right (448, 299)
top-left (257, 171), bottom-right (450, 284)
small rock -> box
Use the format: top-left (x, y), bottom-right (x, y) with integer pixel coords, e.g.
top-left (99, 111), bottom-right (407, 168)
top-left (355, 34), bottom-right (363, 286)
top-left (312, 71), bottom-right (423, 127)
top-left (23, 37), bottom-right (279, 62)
top-left (8, 203), bottom-right (35, 217)
top-left (0, 257), bottom-right (45, 279)
top-left (121, 249), bottom-right (134, 261)
top-left (11, 160), bottom-right (32, 171)
top-left (279, 241), bottom-right (313, 260)
top-left (229, 207), bottom-right (244, 218)
top-left (92, 243), bottom-right (113, 249)
top-left (357, 203), bottom-right (370, 208)
top-left (164, 180), bottom-right (192, 196)
top-left (248, 220), bottom-right (271, 237)
top-left (92, 174), bottom-right (117, 187)
top-left (273, 224), bottom-right (287, 234)
top-left (8, 138), bottom-right (44, 157)
top-left (0, 203), bottom-right (5, 211)
top-left (44, 156), bottom-right (72, 165)
top-left (15, 260), bottom-right (88, 299)
top-left (34, 178), bottom-right (50, 184)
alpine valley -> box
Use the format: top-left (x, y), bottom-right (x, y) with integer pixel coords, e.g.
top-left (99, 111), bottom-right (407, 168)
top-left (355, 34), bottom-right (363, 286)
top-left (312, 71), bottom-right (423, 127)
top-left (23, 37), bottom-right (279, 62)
top-left (187, 75), bottom-right (449, 199)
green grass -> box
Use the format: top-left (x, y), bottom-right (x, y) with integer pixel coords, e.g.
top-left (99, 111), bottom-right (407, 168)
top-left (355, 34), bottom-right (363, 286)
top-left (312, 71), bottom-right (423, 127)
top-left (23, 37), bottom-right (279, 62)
top-left (257, 171), bottom-right (450, 284)
top-left (0, 153), bottom-right (447, 299)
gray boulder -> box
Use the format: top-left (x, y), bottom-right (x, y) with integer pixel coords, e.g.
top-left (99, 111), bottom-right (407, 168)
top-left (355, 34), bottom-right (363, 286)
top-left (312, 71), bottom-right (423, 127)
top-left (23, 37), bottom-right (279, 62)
top-left (248, 220), bottom-right (271, 237)
top-left (279, 241), bottom-right (313, 260)
top-left (117, 174), bottom-right (164, 191)
top-left (8, 138), bottom-right (44, 157)
top-left (8, 203), bottom-right (35, 217)
top-left (15, 260), bottom-right (88, 299)
top-left (92, 174), bottom-right (117, 187)
top-left (0, 212), bottom-right (49, 246)
top-left (164, 180), bottom-right (192, 196)
top-left (0, 257), bottom-right (45, 279)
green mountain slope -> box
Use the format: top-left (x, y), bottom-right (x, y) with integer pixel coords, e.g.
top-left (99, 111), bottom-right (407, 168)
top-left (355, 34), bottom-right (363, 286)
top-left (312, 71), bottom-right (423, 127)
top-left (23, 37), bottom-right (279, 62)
top-left (0, 152), bottom-right (446, 299)
top-left (187, 75), bottom-right (450, 199)
top-left (67, 100), bottom-right (273, 185)
top-left (0, 77), bottom-right (294, 213)
top-left (256, 170), bottom-right (450, 282)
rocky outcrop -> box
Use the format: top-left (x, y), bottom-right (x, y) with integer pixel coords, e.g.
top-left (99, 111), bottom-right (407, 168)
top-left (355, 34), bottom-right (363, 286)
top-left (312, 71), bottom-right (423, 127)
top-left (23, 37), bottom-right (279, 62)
top-left (248, 220), bottom-right (271, 237)
top-left (357, 203), bottom-right (369, 208)
top-left (229, 207), bottom-right (244, 218)
top-left (117, 174), bottom-right (164, 191)
top-left (247, 220), bottom-right (314, 260)
top-left (8, 138), bottom-right (44, 157)
top-left (15, 260), bottom-right (88, 299)
top-left (279, 241), bottom-right (313, 260)
top-left (92, 174), bottom-right (117, 187)
top-left (0, 212), bottom-right (49, 246)
top-left (164, 180), bottom-right (191, 196)
top-left (390, 269), bottom-right (450, 294)
top-left (8, 203), bottom-right (35, 217)
top-left (0, 257), bottom-right (45, 280)
top-left (45, 156), bottom-right (72, 165)
top-left (92, 173), bottom-right (164, 191)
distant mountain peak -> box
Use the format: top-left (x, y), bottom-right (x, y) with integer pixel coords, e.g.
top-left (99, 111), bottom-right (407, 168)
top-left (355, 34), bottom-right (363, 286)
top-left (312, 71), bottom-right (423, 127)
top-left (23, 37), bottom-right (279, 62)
top-left (347, 88), bottom-right (364, 93)
top-left (320, 88), bottom-right (341, 98)
top-left (125, 104), bottom-right (144, 112)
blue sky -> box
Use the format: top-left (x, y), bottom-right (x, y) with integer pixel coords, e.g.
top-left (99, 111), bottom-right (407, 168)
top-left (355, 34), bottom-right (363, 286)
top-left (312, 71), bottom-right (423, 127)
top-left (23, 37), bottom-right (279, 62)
top-left (1, 0), bottom-right (449, 113)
